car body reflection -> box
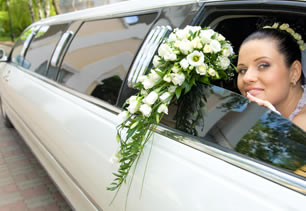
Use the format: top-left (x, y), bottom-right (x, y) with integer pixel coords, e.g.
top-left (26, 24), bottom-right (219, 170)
top-left (162, 83), bottom-right (306, 178)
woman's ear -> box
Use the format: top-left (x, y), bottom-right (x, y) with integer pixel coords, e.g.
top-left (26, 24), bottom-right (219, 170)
top-left (290, 60), bottom-right (302, 85)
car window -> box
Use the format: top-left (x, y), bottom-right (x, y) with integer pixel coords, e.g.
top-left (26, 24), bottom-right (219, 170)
top-left (11, 26), bottom-right (37, 68)
top-left (23, 23), bottom-right (70, 76)
top-left (57, 13), bottom-right (158, 106)
top-left (161, 83), bottom-right (306, 179)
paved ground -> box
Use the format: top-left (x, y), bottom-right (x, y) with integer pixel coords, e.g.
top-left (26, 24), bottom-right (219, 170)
top-left (0, 117), bottom-right (73, 211)
top-left (0, 42), bottom-right (13, 55)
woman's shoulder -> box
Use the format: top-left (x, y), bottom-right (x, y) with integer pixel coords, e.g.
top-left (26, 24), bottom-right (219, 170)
top-left (292, 106), bottom-right (306, 131)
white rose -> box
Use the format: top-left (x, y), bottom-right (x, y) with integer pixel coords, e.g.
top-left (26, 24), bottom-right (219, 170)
top-left (217, 34), bottom-right (225, 41)
top-left (158, 44), bottom-right (172, 58)
top-left (164, 53), bottom-right (177, 61)
top-left (127, 96), bottom-right (137, 105)
top-left (223, 43), bottom-right (234, 55)
top-left (218, 56), bottom-right (230, 70)
top-left (196, 64), bottom-right (207, 75)
top-left (127, 100), bottom-right (140, 114)
top-left (174, 40), bottom-right (180, 48)
top-left (168, 33), bottom-right (177, 42)
top-left (184, 25), bottom-right (201, 34)
top-left (153, 55), bottom-right (161, 67)
top-left (160, 92), bottom-right (171, 102)
top-left (203, 44), bottom-right (212, 53)
top-left (171, 65), bottom-right (180, 73)
top-left (157, 104), bottom-right (168, 114)
top-left (149, 69), bottom-right (161, 82)
top-left (163, 74), bottom-right (172, 83)
top-left (142, 78), bottom-right (156, 89)
top-left (191, 37), bottom-right (203, 49)
top-left (208, 68), bottom-right (216, 77)
top-left (210, 40), bottom-right (221, 53)
top-left (180, 58), bottom-right (189, 70)
top-left (178, 39), bottom-right (193, 55)
top-left (168, 85), bottom-right (177, 93)
top-left (175, 29), bottom-right (189, 40)
top-left (200, 29), bottom-right (214, 43)
top-left (139, 104), bottom-right (152, 117)
top-left (171, 73), bottom-right (185, 86)
top-left (222, 49), bottom-right (231, 57)
top-left (142, 91), bottom-right (158, 105)
top-left (187, 50), bottom-right (204, 67)
top-left (118, 111), bottom-right (129, 122)
top-left (137, 75), bottom-right (147, 83)
top-left (141, 89), bottom-right (148, 96)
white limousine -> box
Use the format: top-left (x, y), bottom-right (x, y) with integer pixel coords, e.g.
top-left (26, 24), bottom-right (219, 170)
top-left (0, 0), bottom-right (305, 210)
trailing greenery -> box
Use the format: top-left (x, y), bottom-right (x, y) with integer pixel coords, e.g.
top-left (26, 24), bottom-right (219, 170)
top-left (108, 26), bottom-right (236, 196)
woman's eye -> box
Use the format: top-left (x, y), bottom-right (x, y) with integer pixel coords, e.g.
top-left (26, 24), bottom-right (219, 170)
top-left (238, 68), bottom-right (247, 74)
top-left (258, 63), bottom-right (270, 70)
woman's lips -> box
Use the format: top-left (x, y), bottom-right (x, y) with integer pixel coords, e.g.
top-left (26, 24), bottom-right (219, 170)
top-left (246, 88), bottom-right (264, 96)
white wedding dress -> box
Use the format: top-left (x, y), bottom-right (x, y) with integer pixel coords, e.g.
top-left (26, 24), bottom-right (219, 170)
top-left (288, 85), bottom-right (306, 121)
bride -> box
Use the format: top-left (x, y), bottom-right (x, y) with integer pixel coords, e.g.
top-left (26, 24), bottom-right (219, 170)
top-left (237, 23), bottom-right (306, 131)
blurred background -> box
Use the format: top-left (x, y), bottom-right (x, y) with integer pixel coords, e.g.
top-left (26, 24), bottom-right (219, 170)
top-left (0, 0), bottom-right (127, 44)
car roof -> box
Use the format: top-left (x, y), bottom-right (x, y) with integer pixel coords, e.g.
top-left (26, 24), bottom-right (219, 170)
top-left (31, 0), bottom-right (197, 26)
top-left (30, 0), bottom-right (306, 27)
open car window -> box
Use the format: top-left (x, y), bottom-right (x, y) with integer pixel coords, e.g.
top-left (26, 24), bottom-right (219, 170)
top-left (161, 83), bottom-right (306, 179)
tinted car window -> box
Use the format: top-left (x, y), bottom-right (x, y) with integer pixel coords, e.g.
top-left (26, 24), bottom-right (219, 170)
top-left (24, 23), bottom-right (70, 76)
top-left (161, 84), bottom-right (306, 178)
top-left (58, 14), bottom-right (158, 105)
top-left (11, 26), bottom-right (37, 68)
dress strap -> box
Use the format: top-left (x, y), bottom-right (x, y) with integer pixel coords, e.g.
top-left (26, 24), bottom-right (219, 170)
top-left (288, 85), bottom-right (306, 121)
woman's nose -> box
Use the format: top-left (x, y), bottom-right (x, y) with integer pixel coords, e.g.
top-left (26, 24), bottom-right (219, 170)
top-left (243, 68), bottom-right (257, 82)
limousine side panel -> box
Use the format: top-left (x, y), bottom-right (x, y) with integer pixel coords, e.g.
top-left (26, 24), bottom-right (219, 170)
top-left (0, 63), bottom-right (305, 210)
top-left (2, 97), bottom-right (97, 211)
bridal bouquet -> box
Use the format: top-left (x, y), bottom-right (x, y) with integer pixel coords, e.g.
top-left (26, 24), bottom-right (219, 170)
top-left (108, 25), bottom-right (235, 192)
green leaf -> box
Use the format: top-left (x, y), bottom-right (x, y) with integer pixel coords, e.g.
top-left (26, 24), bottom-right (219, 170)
top-left (183, 81), bottom-right (193, 94)
top-left (126, 123), bottom-right (140, 140)
top-left (199, 76), bottom-right (210, 84)
top-left (175, 86), bottom-right (183, 99)
top-left (156, 114), bottom-right (160, 123)
top-left (107, 186), bottom-right (118, 191)
top-left (112, 172), bottom-right (122, 177)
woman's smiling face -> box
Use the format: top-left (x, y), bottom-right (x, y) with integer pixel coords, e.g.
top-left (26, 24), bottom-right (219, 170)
top-left (237, 38), bottom-right (292, 107)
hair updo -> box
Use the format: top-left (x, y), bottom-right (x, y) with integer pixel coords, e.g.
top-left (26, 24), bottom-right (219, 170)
top-left (240, 28), bottom-right (305, 84)
top-left (241, 28), bottom-right (301, 67)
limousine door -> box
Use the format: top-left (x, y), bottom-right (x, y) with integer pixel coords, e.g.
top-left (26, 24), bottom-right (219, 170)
top-left (0, 21), bottom-right (103, 210)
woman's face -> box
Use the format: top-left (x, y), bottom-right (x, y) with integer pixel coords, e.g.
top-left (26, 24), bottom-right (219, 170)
top-left (237, 38), bottom-right (292, 107)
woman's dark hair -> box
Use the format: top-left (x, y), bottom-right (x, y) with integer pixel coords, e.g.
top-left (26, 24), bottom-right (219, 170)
top-left (240, 28), bottom-right (305, 84)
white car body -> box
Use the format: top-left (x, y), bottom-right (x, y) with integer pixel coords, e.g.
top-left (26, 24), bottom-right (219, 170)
top-left (0, 0), bottom-right (305, 210)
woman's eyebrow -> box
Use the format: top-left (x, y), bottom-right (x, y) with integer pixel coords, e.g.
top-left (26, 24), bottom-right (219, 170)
top-left (237, 63), bottom-right (246, 67)
top-left (254, 56), bottom-right (270, 61)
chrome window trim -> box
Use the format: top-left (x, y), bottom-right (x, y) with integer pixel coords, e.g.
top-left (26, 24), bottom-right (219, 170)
top-left (156, 126), bottom-right (306, 195)
top-left (50, 31), bottom-right (74, 67)
top-left (15, 66), bottom-right (121, 115)
top-left (127, 25), bottom-right (172, 87)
